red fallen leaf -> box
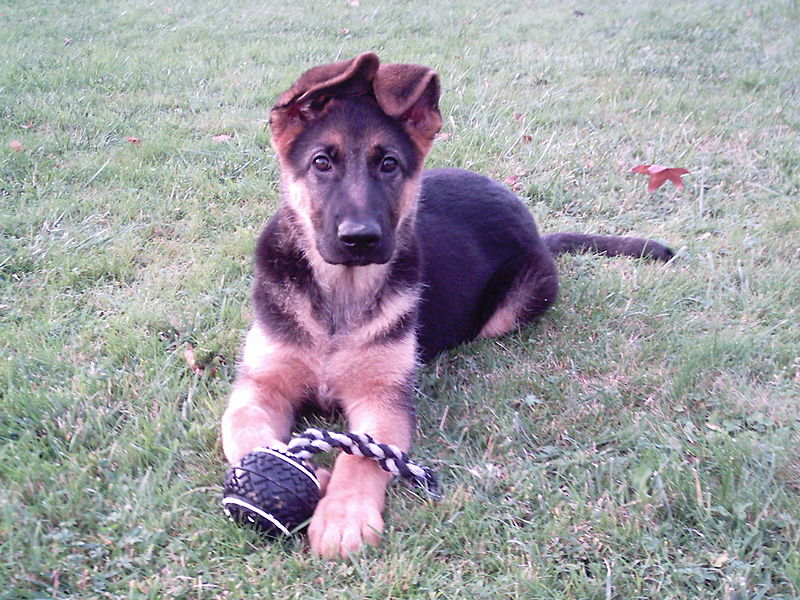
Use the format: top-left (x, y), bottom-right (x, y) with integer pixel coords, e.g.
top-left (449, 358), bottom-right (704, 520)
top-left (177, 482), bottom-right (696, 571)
top-left (631, 164), bottom-right (689, 193)
top-left (504, 174), bottom-right (524, 192)
top-left (184, 344), bottom-right (220, 377)
top-left (513, 112), bottom-right (524, 122)
top-left (211, 133), bottom-right (233, 142)
top-left (9, 140), bottom-right (23, 152)
top-left (64, 38), bottom-right (74, 46)
top-left (185, 345), bottom-right (220, 377)
top-left (184, 345), bottom-right (204, 375)
top-left (522, 134), bottom-right (533, 143)
top-left (126, 136), bottom-right (141, 144)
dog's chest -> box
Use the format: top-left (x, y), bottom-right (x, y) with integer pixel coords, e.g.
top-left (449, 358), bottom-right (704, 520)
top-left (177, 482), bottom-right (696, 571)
top-left (291, 285), bottom-right (417, 408)
top-left (294, 313), bottom-right (372, 411)
top-left (279, 283), bottom-right (368, 378)
top-left (293, 262), bottom-right (389, 340)
top-left (251, 258), bottom-right (417, 408)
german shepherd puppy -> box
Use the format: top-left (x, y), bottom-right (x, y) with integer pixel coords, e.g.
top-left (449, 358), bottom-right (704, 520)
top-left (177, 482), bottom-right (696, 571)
top-left (221, 53), bottom-right (672, 558)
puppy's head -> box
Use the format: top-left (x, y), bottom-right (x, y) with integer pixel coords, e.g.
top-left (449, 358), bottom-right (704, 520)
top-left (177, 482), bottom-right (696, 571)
top-left (270, 53), bottom-right (441, 266)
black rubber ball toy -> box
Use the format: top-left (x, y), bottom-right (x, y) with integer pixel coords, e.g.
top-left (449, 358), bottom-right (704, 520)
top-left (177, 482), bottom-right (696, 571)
top-left (223, 448), bottom-right (321, 537)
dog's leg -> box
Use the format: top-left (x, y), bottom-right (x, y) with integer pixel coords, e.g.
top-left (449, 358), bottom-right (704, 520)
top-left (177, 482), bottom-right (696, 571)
top-left (221, 323), bottom-right (311, 464)
top-left (478, 249), bottom-right (560, 339)
top-left (221, 378), bottom-right (296, 463)
top-left (307, 399), bottom-right (412, 558)
top-left (308, 339), bottom-right (416, 558)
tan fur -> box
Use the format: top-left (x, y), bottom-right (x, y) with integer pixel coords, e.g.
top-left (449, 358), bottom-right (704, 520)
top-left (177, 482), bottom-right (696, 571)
top-left (478, 303), bottom-right (521, 339)
top-left (222, 285), bottom-right (418, 457)
top-left (221, 326), bottom-right (312, 462)
top-left (347, 290), bottom-right (419, 348)
top-left (397, 177), bottom-right (421, 230)
top-left (479, 262), bottom-right (558, 339)
top-left (283, 175), bottom-right (318, 249)
top-left (478, 281), bottom-right (530, 338)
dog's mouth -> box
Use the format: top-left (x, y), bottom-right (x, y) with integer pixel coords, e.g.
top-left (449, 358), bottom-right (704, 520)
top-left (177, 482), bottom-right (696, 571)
top-left (316, 231), bottom-right (394, 267)
top-left (322, 252), bottom-right (392, 267)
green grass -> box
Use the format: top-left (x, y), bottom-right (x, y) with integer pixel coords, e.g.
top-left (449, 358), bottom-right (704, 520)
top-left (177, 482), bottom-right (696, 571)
top-left (1, 0), bottom-right (799, 598)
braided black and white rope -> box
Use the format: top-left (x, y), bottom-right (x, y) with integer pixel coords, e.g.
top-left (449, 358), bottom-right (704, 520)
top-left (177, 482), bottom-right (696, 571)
top-left (286, 428), bottom-right (441, 498)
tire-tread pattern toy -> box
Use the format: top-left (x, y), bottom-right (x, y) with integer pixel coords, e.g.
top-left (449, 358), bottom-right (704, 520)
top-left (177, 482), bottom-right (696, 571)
top-left (223, 428), bottom-right (439, 538)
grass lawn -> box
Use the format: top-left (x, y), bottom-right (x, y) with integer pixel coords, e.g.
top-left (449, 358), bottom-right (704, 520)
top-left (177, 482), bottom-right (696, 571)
top-left (1, 0), bottom-right (799, 598)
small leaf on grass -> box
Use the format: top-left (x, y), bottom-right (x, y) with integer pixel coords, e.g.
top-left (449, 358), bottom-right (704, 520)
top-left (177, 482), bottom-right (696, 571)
top-left (211, 133), bottom-right (233, 142)
top-left (9, 140), bottom-right (23, 152)
top-left (184, 344), bottom-right (218, 377)
top-left (711, 551), bottom-right (730, 568)
top-left (64, 38), bottom-right (74, 46)
top-left (184, 345), bottom-right (205, 376)
top-left (632, 164), bottom-right (689, 193)
top-left (504, 173), bottom-right (527, 192)
top-left (126, 136), bottom-right (142, 144)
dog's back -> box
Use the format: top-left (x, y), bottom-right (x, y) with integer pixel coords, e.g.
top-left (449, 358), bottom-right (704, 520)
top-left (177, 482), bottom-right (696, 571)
top-left (415, 167), bottom-right (673, 359)
top-left (415, 168), bottom-right (556, 359)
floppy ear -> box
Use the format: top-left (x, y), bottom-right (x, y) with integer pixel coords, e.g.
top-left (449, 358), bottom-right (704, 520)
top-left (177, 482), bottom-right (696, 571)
top-left (374, 62), bottom-right (442, 155)
top-left (270, 52), bottom-right (380, 153)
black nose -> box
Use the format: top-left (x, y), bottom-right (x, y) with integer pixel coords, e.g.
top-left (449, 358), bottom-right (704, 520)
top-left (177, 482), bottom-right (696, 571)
top-left (337, 219), bottom-right (381, 250)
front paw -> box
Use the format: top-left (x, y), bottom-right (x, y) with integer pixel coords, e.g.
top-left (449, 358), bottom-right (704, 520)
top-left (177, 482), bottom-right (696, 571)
top-left (307, 493), bottom-right (384, 559)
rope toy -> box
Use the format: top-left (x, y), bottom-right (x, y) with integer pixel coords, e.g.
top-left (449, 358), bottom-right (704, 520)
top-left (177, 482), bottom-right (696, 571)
top-left (223, 428), bottom-right (440, 537)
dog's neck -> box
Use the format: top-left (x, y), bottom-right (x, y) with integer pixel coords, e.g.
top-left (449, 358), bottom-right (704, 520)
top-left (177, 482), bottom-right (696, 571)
top-left (309, 252), bottom-right (389, 304)
top-left (316, 262), bottom-right (390, 335)
top-left (278, 208), bottom-right (388, 330)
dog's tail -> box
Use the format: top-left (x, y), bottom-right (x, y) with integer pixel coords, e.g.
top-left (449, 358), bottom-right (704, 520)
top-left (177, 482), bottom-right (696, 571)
top-left (542, 233), bottom-right (673, 261)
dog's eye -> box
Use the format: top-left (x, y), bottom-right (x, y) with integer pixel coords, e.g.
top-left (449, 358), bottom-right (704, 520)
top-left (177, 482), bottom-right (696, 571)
top-left (312, 155), bottom-right (332, 172)
top-left (380, 156), bottom-right (399, 173)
